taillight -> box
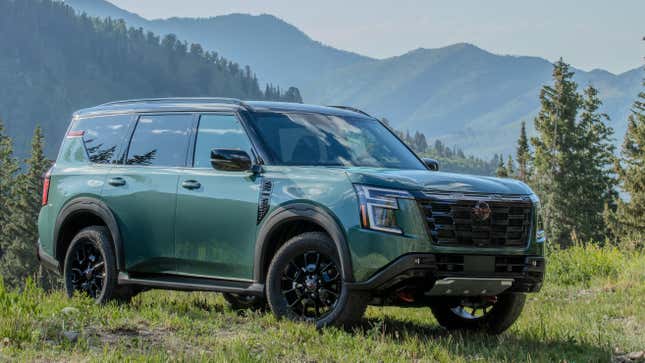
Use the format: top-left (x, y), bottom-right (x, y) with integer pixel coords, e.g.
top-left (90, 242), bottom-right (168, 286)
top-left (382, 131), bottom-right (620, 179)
top-left (42, 169), bottom-right (52, 206)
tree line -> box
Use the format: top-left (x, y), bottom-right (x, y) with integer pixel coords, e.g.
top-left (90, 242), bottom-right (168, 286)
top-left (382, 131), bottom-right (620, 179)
top-left (391, 125), bottom-right (503, 176)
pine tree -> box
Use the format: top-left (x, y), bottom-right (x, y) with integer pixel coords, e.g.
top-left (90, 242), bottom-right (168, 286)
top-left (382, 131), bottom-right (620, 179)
top-left (531, 59), bottom-right (582, 247)
top-left (606, 78), bottom-right (645, 248)
top-left (506, 155), bottom-right (515, 177)
top-left (516, 121), bottom-right (531, 182)
top-left (0, 127), bottom-right (52, 289)
top-left (0, 120), bottom-right (19, 257)
top-left (573, 85), bottom-right (617, 242)
top-left (496, 154), bottom-right (508, 177)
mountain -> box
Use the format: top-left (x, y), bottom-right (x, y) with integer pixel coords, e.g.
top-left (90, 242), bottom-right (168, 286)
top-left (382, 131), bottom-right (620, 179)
top-left (0, 0), bottom-right (299, 157)
top-left (64, 0), bottom-right (371, 89)
top-left (310, 44), bottom-right (643, 155)
top-left (56, 1), bottom-right (645, 156)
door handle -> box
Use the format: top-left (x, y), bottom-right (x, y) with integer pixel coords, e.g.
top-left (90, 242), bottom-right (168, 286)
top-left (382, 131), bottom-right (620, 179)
top-left (108, 177), bottom-right (126, 187)
top-left (181, 180), bottom-right (201, 190)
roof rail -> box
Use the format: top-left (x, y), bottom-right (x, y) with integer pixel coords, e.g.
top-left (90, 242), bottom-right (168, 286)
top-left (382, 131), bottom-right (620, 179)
top-left (327, 105), bottom-right (374, 118)
top-left (99, 97), bottom-right (248, 108)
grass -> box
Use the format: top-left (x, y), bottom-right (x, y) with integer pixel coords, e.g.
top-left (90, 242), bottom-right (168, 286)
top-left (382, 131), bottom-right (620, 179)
top-left (1, 246), bottom-right (643, 362)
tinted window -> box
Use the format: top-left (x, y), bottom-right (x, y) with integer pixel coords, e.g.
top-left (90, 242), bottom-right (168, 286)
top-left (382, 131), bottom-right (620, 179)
top-left (71, 114), bottom-right (134, 164)
top-left (126, 114), bottom-right (193, 167)
top-left (193, 114), bottom-right (252, 168)
top-left (246, 112), bottom-right (425, 169)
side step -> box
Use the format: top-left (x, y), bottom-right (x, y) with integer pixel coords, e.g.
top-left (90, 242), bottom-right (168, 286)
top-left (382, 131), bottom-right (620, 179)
top-left (118, 272), bottom-right (264, 296)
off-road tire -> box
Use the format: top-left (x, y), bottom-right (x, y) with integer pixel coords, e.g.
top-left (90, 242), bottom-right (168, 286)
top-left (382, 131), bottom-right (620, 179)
top-left (266, 232), bottom-right (368, 328)
top-left (429, 293), bottom-right (526, 334)
top-left (63, 226), bottom-right (119, 304)
top-left (223, 293), bottom-right (267, 311)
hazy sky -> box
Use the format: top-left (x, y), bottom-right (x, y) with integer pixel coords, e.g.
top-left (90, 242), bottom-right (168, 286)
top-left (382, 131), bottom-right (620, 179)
top-left (109, 0), bottom-right (644, 74)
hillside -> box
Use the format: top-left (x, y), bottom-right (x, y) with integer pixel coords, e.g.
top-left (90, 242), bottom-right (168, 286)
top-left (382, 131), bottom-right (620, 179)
top-left (1, 245), bottom-right (643, 361)
top-left (63, 0), bottom-right (643, 157)
top-left (0, 0), bottom-right (299, 157)
top-left (64, 0), bottom-right (371, 88)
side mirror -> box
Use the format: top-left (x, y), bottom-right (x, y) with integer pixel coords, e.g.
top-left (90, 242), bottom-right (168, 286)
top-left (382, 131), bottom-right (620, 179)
top-left (422, 158), bottom-right (439, 171)
top-left (210, 149), bottom-right (252, 171)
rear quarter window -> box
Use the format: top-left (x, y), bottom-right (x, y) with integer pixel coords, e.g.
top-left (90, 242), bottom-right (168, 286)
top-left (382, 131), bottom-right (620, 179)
top-left (126, 114), bottom-right (194, 167)
top-left (71, 114), bottom-right (134, 164)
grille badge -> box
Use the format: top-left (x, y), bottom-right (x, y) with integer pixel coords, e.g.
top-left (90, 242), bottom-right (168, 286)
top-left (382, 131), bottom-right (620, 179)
top-left (471, 201), bottom-right (492, 222)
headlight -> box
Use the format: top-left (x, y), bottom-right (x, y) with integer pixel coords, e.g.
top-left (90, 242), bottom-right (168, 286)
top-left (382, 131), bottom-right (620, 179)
top-left (530, 194), bottom-right (546, 242)
top-left (354, 185), bottom-right (412, 234)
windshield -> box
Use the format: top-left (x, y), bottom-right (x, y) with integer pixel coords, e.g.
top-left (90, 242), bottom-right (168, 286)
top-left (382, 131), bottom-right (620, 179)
top-left (246, 112), bottom-right (426, 170)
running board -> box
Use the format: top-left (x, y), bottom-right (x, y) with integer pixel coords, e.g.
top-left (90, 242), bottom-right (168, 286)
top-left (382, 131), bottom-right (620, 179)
top-left (118, 272), bottom-right (264, 296)
top-left (426, 277), bottom-right (514, 296)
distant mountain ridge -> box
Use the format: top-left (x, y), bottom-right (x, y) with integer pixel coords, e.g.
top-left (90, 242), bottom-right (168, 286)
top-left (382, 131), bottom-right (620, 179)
top-left (63, 0), bottom-right (643, 156)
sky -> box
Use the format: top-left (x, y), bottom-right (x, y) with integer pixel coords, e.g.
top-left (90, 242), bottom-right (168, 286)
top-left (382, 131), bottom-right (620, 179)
top-left (108, 0), bottom-right (644, 74)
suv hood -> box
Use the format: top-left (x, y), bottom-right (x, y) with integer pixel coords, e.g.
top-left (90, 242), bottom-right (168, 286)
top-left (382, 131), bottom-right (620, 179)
top-left (345, 168), bottom-right (532, 195)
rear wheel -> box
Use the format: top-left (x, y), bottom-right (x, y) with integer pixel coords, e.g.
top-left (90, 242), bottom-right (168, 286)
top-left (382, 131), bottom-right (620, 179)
top-left (265, 232), bottom-right (367, 328)
top-left (429, 293), bottom-right (526, 334)
top-left (63, 226), bottom-right (118, 304)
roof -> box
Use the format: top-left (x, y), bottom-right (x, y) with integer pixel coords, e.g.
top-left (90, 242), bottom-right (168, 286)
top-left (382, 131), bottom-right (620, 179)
top-left (73, 98), bottom-right (371, 119)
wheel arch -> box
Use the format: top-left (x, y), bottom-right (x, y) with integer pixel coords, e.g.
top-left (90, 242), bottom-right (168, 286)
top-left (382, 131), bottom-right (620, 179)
top-left (254, 203), bottom-right (354, 284)
top-left (53, 197), bottom-right (124, 272)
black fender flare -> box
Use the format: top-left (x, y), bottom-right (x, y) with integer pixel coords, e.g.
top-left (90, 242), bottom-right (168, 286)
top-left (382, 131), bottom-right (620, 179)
top-left (253, 203), bottom-right (354, 283)
top-left (53, 197), bottom-right (124, 270)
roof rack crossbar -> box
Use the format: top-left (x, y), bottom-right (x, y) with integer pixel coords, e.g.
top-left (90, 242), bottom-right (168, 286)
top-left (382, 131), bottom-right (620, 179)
top-left (99, 97), bottom-right (248, 108)
top-left (327, 105), bottom-right (374, 118)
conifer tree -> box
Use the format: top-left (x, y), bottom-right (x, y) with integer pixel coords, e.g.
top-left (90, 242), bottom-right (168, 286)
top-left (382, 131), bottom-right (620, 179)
top-left (0, 120), bottom-right (19, 256)
top-left (531, 59), bottom-right (582, 246)
top-left (0, 127), bottom-right (52, 288)
top-left (516, 121), bottom-right (531, 182)
top-left (606, 79), bottom-right (645, 248)
top-left (496, 154), bottom-right (508, 177)
top-left (506, 155), bottom-right (515, 177)
top-left (573, 85), bottom-right (617, 241)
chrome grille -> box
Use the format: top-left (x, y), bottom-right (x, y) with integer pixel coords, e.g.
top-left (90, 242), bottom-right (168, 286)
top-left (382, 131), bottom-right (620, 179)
top-left (419, 193), bottom-right (533, 248)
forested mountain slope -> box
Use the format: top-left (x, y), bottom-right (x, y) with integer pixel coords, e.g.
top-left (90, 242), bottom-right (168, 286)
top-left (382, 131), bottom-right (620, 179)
top-left (0, 0), bottom-right (300, 157)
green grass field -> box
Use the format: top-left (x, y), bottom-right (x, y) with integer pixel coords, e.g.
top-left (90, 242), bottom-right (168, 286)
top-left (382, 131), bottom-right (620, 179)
top-left (1, 245), bottom-right (643, 362)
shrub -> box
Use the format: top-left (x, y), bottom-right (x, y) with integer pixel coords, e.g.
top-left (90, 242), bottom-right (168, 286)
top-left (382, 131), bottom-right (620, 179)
top-left (547, 243), bottom-right (629, 286)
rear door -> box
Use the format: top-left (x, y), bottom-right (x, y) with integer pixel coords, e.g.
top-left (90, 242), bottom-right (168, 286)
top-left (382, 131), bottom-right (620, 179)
top-left (102, 113), bottom-right (195, 274)
top-left (174, 113), bottom-right (261, 280)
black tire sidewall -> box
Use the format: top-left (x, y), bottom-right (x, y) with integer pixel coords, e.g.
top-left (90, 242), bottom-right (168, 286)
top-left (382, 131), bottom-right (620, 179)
top-left (63, 226), bottom-right (117, 304)
top-left (266, 232), bottom-right (359, 328)
top-left (430, 293), bottom-right (526, 334)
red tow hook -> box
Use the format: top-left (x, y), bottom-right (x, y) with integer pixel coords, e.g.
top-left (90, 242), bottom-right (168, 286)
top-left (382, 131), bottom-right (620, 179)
top-left (397, 290), bottom-right (415, 303)
top-left (484, 296), bottom-right (498, 304)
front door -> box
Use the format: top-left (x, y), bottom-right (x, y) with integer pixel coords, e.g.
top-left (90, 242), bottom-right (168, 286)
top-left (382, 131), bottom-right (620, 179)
top-left (102, 113), bottom-right (195, 273)
top-left (174, 113), bottom-right (261, 280)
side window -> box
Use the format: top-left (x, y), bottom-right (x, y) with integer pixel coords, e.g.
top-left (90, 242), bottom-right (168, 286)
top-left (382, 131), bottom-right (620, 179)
top-left (71, 114), bottom-right (134, 164)
top-left (193, 114), bottom-right (252, 168)
top-left (126, 114), bottom-right (193, 167)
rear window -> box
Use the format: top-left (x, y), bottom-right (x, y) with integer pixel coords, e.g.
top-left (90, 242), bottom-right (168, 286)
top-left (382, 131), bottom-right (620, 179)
top-left (126, 114), bottom-right (193, 167)
top-left (71, 114), bottom-right (134, 164)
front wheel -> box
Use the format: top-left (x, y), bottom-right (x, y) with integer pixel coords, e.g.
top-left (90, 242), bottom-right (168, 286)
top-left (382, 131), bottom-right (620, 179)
top-left (265, 232), bottom-right (367, 328)
top-left (429, 293), bottom-right (526, 334)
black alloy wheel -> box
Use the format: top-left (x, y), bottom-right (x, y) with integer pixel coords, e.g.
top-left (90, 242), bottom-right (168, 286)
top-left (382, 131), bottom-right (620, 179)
top-left (64, 226), bottom-right (118, 304)
top-left (68, 240), bottom-right (106, 298)
top-left (280, 250), bottom-right (341, 321)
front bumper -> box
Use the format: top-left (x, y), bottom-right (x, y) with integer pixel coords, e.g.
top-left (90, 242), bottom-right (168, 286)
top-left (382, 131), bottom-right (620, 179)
top-left (346, 253), bottom-right (545, 294)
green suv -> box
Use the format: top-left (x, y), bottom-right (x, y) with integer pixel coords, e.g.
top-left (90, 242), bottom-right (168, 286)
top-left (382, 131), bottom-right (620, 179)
top-left (38, 98), bottom-right (545, 332)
